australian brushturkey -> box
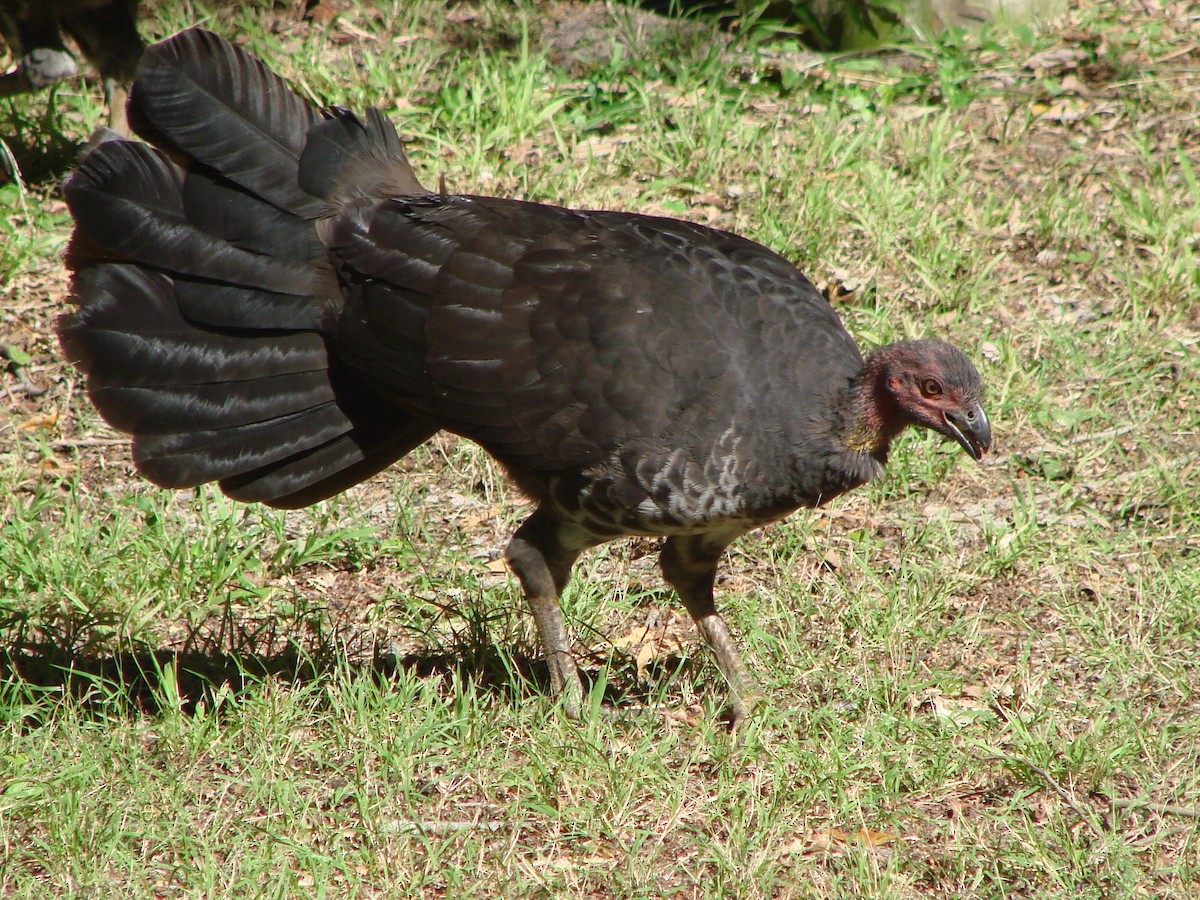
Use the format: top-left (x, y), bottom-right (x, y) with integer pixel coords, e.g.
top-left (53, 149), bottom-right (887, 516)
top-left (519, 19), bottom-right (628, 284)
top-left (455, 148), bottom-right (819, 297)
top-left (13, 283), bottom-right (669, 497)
top-left (0, 0), bottom-right (143, 133)
top-left (60, 29), bottom-right (991, 723)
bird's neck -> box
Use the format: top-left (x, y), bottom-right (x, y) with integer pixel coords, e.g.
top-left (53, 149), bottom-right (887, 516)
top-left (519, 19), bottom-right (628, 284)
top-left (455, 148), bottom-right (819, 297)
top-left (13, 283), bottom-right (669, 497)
top-left (838, 351), bottom-right (907, 456)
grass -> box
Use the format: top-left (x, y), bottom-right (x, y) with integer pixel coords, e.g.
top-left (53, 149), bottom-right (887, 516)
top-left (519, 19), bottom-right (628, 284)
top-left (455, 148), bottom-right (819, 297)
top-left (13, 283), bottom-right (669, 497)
top-left (1, 0), bottom-right (1199, 896)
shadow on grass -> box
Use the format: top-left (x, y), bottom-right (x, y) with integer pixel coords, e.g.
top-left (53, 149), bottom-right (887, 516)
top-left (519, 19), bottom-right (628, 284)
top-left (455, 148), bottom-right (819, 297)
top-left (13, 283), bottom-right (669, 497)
top-left (1, 94), bottom-right (94, 187)
top-left (0, 609), bottom-right (690, 726)
top-left (0, 634), bottom-right (542, 723)
top-left (1, 129), bottom-right (88, 188)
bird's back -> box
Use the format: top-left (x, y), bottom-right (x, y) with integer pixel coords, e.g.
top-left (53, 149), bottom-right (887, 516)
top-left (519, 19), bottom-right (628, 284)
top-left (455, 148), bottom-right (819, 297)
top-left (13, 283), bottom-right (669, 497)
top-left (325, 193), bottom-right (867, 532)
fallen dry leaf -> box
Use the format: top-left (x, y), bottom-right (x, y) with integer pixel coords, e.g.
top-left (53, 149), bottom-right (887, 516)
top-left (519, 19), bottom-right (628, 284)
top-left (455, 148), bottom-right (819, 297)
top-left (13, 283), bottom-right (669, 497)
top-left (918, 688), bottom-right (995, 728)
top-left (610, 622), bottom-right (685, 676)
top-left (38, 456), bottom-right (75, 474)
top-left (797, 827), bottom-right (902, 855)
top-left (458, 507), bottom-right (503, 530)
top-left (1023, 47), bottom-right (1087, 72)
top-left (571, 134), bottom-right (637, 160)
top-left (303, 1), bottom-right (337, 25)
top-left (18, 412), bottom-right (58, 432)
top-left (506, 141), bottom-right (539, 166)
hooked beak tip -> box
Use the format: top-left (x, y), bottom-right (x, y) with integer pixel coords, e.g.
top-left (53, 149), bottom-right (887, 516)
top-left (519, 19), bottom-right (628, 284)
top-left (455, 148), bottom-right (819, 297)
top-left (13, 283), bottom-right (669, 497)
top-left (944, 404), bottom-right (991, 462)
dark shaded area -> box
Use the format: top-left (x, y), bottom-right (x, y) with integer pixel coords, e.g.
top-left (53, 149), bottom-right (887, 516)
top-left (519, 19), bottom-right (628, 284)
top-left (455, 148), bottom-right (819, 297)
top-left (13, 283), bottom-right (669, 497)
top-left (0, 0), bottom-right (144, 131)
top-left (635, 0), bottom-right (735, 14)
top-left (634, 0), bottom-right (905, 51)
top-left (0, 618), bottom-right (695, 729)
top-left (0, 105), bottom-right (86, 183)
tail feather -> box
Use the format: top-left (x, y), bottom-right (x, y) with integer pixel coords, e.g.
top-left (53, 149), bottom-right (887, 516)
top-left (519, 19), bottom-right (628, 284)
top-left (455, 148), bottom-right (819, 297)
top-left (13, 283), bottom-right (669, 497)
top-left (130, 28), bottom-right (323, 216)
top-left (133, 403), bottom-right (364, 488)
top-left (174, 281), bottom-right (327, 332)
top-left (61, 28), bottom-right (435, 507)
top-left (299, 107), bottom-right (428, 202)
top-left (220, 417), bottom-right (437, 508)
top-left (60, 264), bottom-right (340, 455)
top-left (94, 375), bottom-right (337, 434)
top-left (181, 168), bottom-right (318, 257)
top-left (59, 266), bottom-right (328, 388)
top-left (67, 142), bottom-right (316, 295)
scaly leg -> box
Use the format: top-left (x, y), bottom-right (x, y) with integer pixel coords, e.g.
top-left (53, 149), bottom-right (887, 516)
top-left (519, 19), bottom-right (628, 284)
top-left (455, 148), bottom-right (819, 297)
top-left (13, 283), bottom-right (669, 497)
top-left (505, 509), bottom-right (588, 716)
top-left (64, 3), bottom-right (143, 136)
top-left (661, 534), bottom-right (761, 726)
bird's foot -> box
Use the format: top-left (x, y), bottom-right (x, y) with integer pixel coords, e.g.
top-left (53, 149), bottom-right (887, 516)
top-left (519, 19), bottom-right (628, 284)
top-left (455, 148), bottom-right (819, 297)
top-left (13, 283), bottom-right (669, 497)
top-left (724, 686), bottom-right (769, 731)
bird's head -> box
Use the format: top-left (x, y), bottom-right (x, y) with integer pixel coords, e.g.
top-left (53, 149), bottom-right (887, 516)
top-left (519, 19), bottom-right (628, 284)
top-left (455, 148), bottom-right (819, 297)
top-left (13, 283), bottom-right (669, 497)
top-left (862, 340), bottom-right (992, 461)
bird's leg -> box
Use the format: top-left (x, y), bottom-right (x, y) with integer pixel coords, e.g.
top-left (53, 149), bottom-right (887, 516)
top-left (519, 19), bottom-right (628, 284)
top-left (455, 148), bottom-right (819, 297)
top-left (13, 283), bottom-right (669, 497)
top-left (505, 510), bottom-right (585, 716)
top-left (105, 81), bottom-right (131, 136)
top-left (62, 6), bottom-right (143, 136)
top-left (661, 535), bottom-right (761, 726)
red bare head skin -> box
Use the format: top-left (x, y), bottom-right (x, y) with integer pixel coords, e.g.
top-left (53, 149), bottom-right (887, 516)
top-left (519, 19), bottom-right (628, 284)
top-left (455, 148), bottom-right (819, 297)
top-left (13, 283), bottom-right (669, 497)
top-left (852, 340), bottom-right (991, 460)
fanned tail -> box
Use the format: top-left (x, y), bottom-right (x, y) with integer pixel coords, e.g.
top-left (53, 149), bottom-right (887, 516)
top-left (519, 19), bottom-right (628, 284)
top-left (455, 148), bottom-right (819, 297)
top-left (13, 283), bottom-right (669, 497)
top-left (59, 28), bottom-right (434, 508)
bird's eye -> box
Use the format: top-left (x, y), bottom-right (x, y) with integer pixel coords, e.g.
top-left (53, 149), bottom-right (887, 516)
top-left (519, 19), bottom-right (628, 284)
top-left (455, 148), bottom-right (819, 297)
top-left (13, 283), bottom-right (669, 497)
top-left (921, 378), bottom-right (943, 398)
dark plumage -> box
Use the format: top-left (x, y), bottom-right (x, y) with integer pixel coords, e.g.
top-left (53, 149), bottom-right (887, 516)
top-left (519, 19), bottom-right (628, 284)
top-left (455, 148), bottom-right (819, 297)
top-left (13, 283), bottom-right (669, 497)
top-left (0, 0), bottom-right (143, 133)
top-left (60, 29), bottom-right (992, 723)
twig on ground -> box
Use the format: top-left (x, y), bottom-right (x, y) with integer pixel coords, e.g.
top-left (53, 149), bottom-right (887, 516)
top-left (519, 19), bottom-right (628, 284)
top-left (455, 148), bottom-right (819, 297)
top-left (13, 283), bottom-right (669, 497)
top-left (1110, 798), bottom-right (1200, 819)
top-left (0, 345), bottom-right (47, 399)
top-left (50, 438), bottom-right (128, 449)
top-left (382, 818), bottom-right (517, 835)
top-left (991, 755), bottom-right (1106, 838)
top-left (1064, 425), bottom-right (1135, 446)
top-left (1, 379), bottom-right (46, 400)
top-left (1129, 825), bottom-right (1194, 849)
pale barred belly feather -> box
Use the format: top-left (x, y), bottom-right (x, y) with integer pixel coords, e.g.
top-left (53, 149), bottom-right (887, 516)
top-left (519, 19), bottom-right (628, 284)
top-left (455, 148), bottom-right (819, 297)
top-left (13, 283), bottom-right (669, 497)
top-left (545, 428), bottom-right (796, 539)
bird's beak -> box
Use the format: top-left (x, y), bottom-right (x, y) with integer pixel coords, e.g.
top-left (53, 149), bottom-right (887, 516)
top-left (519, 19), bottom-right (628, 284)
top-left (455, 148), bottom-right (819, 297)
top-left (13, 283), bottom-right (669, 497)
top-left (943, 403), bottom-right (991, 462)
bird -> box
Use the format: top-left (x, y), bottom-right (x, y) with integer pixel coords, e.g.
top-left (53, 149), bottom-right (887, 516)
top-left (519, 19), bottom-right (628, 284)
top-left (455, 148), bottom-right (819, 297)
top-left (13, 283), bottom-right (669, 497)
top-left (59, 28), bottom-right (991, 724)
top-left (0, 0), bottom-right (143, 134)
